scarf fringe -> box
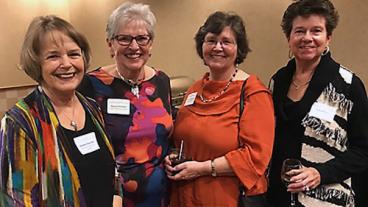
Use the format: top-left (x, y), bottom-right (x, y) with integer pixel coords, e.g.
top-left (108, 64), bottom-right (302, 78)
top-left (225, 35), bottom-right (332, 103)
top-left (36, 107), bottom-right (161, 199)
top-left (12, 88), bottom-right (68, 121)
top-left (304, 186), bottom-right (355, 207)
top-left (324, 83), bottom-right (353, 114)
top-left (302, 115), bottom-right (347, 147)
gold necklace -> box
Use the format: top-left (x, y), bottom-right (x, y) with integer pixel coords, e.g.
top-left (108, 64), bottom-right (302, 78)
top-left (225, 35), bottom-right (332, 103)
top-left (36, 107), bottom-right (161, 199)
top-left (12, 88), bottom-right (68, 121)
top-left (291, 70), bottom-right (315, 90)
top-left (199, 68), bottom-right (238, 103)
top-left (116, 67), bottom-right (145, 98)
top-left (291, 79), bottom-right (311, 90)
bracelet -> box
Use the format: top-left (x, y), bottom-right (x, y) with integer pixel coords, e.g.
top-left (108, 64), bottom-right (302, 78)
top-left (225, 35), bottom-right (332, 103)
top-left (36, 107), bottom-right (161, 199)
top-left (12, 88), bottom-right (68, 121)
top-left (211, 160), bottom-right (217, 177)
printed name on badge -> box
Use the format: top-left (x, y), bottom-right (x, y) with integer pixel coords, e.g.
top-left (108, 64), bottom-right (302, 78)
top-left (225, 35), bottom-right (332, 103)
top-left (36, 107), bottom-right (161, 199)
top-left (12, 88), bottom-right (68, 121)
top-left (73, 132), bottom-right (100, 155)
top-left (184, 92), bottom-right (197, 106)
top-left (107, 98), bottom-right (130, 115)
top-left (309, 102), bottom-right (336, 122)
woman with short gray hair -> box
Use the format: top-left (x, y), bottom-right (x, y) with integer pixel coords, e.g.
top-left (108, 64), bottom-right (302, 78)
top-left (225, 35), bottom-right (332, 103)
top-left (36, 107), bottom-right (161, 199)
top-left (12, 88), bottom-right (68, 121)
top-left (78, 2), bottom-right (173, 207)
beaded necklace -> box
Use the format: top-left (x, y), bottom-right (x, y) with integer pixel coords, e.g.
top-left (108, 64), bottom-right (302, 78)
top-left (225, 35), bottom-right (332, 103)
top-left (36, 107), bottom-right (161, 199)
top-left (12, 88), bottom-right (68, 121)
top-left (199, 68), bottom-right (238, 103)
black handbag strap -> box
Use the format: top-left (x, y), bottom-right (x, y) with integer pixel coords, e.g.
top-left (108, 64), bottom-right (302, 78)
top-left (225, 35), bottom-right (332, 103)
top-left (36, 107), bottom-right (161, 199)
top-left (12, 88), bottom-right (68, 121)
top-left (237, 79), bottom-right (247, 148)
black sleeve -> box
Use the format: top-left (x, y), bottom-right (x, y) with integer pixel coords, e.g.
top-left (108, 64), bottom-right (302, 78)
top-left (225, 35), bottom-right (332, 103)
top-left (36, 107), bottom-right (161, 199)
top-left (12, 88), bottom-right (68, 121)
top-left (316, 75), bottom-right (368, 184)
top-left (77, 75), bottom-right (96, 100)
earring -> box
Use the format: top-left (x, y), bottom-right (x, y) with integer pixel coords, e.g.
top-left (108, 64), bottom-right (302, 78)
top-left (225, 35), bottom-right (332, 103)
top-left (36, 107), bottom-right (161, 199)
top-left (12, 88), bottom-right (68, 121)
top-left (322, 46), bottom-right (330, 56)
top-left (288, 49), bottom-right (294, 59)
top-left (149, 53), bottom-right (152, 57)
top-left (110, 53), bottom-right (115, 58)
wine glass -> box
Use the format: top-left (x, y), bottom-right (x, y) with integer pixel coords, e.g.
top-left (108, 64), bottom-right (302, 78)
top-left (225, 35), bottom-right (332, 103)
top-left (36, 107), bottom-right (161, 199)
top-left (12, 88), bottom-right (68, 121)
top-left (281, 158), bottom-right (302, 207)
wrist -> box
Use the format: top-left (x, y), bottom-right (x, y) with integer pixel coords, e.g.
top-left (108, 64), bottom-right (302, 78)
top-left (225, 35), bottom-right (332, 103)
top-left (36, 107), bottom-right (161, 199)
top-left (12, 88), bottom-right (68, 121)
top-left (211, 159), bottom-right (217, 177)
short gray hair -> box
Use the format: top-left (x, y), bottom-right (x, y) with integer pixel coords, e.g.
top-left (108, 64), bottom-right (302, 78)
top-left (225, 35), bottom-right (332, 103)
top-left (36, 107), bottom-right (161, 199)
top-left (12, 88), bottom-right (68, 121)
top-left (106, 2), bottom-right (156, 40)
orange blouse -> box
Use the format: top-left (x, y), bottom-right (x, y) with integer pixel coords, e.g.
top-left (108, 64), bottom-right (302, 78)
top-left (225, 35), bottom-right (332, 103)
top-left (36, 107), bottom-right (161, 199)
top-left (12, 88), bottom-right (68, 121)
top-left (170, 74), bottom-right (275, 207)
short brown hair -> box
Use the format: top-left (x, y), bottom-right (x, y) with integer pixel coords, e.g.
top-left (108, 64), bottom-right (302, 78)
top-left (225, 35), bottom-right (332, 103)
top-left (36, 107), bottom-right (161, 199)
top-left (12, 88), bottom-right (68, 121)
top-left (281, 0), bottom-right (339, 39)
top-left (19, 15), bottom-right (91, 83)
top-left (194, 11), bottom-right (251, 65)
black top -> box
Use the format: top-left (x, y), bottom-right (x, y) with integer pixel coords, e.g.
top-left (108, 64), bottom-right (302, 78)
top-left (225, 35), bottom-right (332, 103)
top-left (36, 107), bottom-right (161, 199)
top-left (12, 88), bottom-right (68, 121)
top-left (61, 111), bottom-right (115, 207)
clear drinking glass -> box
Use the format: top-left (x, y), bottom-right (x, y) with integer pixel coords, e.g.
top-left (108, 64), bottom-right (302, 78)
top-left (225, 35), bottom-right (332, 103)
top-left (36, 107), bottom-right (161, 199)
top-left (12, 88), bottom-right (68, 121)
top-left (168, 140), bottom-right (191, 175)
top-left (281, 158), bottom-right (302, 207)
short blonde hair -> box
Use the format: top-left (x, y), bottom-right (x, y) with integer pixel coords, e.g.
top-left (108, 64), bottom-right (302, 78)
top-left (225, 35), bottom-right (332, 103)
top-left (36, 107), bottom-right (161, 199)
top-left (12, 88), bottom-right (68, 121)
top-left (19, 15), bottom-right (91, 83)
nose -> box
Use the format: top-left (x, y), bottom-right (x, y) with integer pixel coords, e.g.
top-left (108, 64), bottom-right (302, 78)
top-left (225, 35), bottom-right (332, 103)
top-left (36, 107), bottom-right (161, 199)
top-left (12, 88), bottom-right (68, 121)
top-left (213, 41), bottom-right (224, 50)
top-left (301, 31), bottom-right (313, 41)
top-left (60, 55), bottom-right (72, 68)
top-left (128, 39), bottom-right (140, 49)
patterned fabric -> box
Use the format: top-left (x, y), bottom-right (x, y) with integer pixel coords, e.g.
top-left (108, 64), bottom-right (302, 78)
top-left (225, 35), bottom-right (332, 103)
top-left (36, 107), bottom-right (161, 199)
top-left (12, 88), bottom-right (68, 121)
top-left (268, 53), bottom-right (368, 207)
top-left (0, 87), bottom-right (114, 207)
top-left (78, 68), bottom-right (173, 207)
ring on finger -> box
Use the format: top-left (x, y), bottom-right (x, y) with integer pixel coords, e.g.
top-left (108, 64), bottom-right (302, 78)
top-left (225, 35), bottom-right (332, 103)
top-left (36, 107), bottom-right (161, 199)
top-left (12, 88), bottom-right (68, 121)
top-left (304, 185), bottom-right (310, 191)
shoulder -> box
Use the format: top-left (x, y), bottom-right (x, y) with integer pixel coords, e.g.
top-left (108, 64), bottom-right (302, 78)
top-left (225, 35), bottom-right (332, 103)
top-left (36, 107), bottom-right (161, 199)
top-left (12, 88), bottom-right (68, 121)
top-left (244, 74), bottom-right (270, 97)
top-left (86, 66), bottom-right (115, 85)
top-left (153, 68), bottom-right (170, 81)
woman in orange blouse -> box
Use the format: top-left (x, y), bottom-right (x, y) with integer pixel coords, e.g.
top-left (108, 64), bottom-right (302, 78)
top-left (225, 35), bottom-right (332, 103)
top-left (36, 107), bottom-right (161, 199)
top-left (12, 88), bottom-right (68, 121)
top-left (164, 11), bottom-right (275, 206)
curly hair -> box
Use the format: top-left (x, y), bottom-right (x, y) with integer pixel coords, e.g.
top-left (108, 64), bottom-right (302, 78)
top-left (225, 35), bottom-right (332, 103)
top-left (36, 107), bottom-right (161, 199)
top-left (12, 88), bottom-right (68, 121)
top-left (281, 0), bottom-right (339, 39)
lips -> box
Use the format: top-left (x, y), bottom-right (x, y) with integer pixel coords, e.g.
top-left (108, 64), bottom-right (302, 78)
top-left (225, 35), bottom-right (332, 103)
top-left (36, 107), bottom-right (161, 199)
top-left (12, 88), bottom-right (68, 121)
top-left (53, 72), bottom-right (76, 79)
top-left (299, 45), bottom-right (315, 49)
top-left (210, 53), bottom-right (226, 58)
top-left (125, 53), bottom-right (142, 59)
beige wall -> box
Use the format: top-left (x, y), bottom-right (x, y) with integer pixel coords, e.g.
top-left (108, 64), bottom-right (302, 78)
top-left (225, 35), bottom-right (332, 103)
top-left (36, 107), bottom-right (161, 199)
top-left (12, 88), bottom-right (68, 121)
top-left (1, 0), bottom-right (368, 87)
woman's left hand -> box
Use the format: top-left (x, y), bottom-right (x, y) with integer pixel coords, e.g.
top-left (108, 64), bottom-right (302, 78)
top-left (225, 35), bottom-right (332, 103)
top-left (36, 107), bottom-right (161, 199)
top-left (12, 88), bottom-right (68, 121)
top-left (167, 160), bottom-right (210, 181)
top-left (287, 167), bottom-right (321, 193)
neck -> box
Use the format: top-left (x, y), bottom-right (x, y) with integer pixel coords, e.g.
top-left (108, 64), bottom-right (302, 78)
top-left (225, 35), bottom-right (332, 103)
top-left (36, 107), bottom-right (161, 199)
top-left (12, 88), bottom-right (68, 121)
top-left (41, 86), bottom-right (75, 107)
top-left (116, 66), bottom-right (145, 83)
top-left (209, 66), bottom-right (237, 81)
top-left (295, 57), bottom-right (320, 75)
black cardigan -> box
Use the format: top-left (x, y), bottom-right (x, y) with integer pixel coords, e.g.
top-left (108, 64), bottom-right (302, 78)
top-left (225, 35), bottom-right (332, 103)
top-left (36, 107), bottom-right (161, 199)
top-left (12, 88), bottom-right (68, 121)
top-left (267, 53), bottom-right (368, 207)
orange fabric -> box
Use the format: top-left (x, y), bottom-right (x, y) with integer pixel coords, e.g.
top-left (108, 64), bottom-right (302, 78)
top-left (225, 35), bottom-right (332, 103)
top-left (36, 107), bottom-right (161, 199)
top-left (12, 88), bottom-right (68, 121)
top-left (170, 74), bottom-right (275, 207)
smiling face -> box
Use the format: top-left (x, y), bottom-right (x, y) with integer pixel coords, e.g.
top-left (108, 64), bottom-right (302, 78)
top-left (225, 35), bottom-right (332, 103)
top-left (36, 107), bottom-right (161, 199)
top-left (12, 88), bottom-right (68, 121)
top-left (202, 26), bottom-right (238, 73)
top-left (108, 19), bottom-right (152, 72)
top-left (39, 30), bottom-right (84, 96)
top-left (289, 14), bottom-right (331, 63)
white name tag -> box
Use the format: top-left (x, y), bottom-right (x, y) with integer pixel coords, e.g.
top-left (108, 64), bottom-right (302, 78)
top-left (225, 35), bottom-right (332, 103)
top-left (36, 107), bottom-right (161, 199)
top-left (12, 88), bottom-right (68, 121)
top-left (184, 92), bottom-right (197, 106)
top-left (73, 132), bottom-right (100, 155)
top-left (107, 98), bottom-right (130, 115)
top-left (309, 102), bottom-right (336, 122)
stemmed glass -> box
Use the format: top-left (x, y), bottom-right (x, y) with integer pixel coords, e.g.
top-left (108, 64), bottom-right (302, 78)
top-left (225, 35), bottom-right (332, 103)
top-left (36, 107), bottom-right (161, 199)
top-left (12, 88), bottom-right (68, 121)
top-left (281, 158), bottom-right (302, 207)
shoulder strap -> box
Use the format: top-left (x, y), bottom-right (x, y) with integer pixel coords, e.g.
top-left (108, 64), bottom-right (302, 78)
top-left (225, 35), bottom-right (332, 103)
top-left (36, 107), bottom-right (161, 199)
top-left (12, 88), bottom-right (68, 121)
top-left (238, 79), bottom-right (247, 147)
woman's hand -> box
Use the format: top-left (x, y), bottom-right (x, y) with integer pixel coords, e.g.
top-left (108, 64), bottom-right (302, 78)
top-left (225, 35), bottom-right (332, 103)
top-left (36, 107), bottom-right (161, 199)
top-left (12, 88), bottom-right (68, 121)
top-left (287, 167), bottom-right (321, 193)
top-left (167, 160), bottom-right (210, 180)
top-left (164, 155), bottom-right (176, 176)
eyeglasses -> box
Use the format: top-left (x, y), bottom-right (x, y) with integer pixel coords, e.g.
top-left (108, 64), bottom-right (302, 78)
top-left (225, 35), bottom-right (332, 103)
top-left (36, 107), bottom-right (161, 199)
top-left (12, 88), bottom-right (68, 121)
top-left (203, 39), bottom-right (236, 48)
top-left (113, 34), bottom-right (151, 46)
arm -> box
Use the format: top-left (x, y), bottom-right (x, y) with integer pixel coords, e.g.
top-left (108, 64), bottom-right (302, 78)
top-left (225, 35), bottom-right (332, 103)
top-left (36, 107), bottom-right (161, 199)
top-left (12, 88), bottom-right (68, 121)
top-left (225, 90), bottom-right (275, 190)
top-left (0, 115), bottom-right (38, 206)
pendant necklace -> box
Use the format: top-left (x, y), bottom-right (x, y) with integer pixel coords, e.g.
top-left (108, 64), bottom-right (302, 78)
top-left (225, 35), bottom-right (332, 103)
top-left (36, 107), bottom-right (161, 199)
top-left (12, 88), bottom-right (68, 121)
top-left (65, 96), bottom-right (78, 131)
top-left (41, 86), bottom-right (78, 131)
top-left (199, 68), bottom-right (238, 103)
top-left (116, 67), bottom-right (145, 98)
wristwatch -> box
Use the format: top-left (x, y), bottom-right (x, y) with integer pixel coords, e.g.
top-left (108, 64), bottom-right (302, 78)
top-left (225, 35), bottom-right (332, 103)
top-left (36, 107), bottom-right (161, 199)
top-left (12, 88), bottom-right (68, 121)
top-left (211, 160), bottom-right (217, 177)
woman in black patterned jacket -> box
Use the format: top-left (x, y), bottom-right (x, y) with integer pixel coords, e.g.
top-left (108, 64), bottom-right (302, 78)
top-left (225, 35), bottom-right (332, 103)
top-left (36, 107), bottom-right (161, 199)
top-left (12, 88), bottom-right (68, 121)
top-left (267, 0), bottom-right (368, 206)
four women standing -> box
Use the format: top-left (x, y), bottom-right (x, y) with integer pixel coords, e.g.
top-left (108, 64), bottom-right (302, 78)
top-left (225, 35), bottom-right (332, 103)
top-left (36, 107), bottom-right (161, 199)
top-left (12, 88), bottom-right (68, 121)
top-left (1, 1), bottom-right (367, 207)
